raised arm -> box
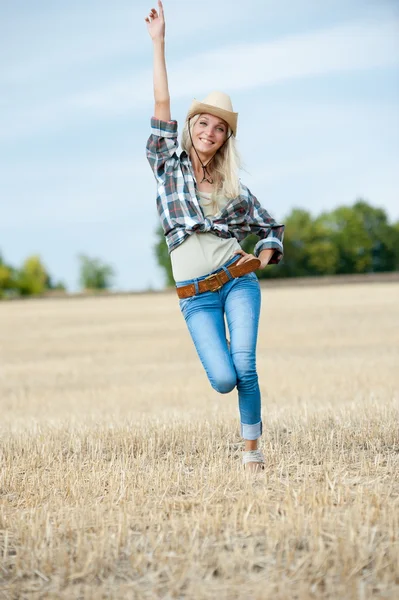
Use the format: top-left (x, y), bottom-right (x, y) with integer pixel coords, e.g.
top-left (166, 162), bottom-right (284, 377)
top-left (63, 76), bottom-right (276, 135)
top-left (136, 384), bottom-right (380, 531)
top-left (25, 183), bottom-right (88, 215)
top-left (145, 1), bottom-right (171, 121)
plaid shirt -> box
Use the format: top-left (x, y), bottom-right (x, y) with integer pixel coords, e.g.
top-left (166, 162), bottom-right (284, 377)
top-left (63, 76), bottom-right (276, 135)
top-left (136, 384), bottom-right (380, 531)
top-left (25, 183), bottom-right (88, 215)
top-left (146, 117), bottom-right (285, 263)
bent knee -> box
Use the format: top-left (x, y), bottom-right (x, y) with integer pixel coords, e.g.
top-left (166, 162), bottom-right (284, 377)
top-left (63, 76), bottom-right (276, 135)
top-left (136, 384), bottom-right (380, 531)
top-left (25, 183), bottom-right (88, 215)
top-left (211, 375), bottom-right (237, 394)
top-left (233, 357), bottom-right (258, 381)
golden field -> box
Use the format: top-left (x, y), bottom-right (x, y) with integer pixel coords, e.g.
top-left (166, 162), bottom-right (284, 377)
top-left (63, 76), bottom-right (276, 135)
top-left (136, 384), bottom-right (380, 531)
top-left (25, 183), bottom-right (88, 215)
top-left (0, 282), bottom-right (398, 599)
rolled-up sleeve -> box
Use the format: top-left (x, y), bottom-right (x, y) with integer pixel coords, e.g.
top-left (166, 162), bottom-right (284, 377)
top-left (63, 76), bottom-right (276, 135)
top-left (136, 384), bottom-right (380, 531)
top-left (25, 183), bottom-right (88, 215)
top-left (247, 190), bottom-right (285, 264)
top-left (146, 117), bottom-right (179, 182)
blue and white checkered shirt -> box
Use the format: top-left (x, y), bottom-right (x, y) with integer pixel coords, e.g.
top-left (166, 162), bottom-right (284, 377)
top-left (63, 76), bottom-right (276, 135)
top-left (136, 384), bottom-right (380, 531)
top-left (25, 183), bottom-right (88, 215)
top-left (146, 117), bottom-right (285, 263)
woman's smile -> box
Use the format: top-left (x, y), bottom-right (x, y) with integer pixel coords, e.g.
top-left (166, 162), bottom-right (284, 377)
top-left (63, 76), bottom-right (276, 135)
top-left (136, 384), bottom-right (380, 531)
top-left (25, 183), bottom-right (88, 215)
top-left (198, 137), bottom-right (215, 149)
top-left (192, 113), bottom-right (228, 156)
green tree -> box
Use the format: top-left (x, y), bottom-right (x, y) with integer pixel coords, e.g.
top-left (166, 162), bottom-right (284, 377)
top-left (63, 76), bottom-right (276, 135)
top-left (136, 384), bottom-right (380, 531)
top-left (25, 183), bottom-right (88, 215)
top-left (16, 255), bottom-right (49, 296)
top-left (78, 254), bottom-right (115, 290)
top-left (319, 200), bottom-right (394, 274)
top-left (279, 208), bottom-right (314, 277)
top-left (306, 216), bottom-right (340, 275)
top-left (154, 225), bottom-right (174, 286)
top-left (393, 221), bottom-right (399, 270)
top-left (254, 208), bottom-right (339, 279)
top-left (352, 200), bottom-right (398, 272)
top-left (0, 253), bottom-right (17, 298)
top-left (273, 208), bottom-right (334, 277)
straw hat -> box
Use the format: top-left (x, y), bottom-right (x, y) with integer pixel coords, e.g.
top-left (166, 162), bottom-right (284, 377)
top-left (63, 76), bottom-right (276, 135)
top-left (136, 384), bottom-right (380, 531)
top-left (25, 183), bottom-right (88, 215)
top-left (187, 91), bottom-right (238, 136)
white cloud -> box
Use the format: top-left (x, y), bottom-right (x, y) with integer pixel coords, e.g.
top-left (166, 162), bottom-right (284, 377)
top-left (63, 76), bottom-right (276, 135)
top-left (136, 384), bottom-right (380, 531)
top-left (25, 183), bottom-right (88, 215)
top-left (168, 17), bottom-right (399, 97)
top-left (1, 0), bottom-right (271, 85)
top-left (1, 15), bottom-right (398, 141)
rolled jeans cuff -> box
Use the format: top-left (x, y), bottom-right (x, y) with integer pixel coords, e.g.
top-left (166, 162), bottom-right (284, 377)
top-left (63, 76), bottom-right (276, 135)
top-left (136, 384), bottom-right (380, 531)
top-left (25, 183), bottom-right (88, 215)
top-left (241, 420), bottom-right (262, 440)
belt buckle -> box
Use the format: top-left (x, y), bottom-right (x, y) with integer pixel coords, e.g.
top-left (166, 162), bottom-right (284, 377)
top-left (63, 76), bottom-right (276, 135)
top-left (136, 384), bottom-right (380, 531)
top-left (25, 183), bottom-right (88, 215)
top-left (204, 271), bottom-right (223, 292)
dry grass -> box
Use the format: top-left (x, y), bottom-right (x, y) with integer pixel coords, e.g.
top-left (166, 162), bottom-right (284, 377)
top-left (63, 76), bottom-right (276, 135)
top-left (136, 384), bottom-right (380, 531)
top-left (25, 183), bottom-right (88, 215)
top-left (0, 282), bottom-right (398, 599)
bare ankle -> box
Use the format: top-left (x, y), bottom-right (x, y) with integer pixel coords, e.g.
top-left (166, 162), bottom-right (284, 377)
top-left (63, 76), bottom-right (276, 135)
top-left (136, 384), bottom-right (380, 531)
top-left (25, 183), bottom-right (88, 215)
top-left (244, 439), bottom-right (258, 451)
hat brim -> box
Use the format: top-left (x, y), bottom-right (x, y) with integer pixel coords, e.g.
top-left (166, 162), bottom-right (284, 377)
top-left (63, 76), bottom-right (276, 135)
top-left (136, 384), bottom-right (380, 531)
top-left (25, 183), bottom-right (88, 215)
top-left (187, 100), bottom-right (238, 137)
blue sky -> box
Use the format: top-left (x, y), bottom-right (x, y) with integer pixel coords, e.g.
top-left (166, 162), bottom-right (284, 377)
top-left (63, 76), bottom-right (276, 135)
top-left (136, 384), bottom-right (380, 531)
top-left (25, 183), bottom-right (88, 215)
top-left (1, 0), bottom-right (398, 291)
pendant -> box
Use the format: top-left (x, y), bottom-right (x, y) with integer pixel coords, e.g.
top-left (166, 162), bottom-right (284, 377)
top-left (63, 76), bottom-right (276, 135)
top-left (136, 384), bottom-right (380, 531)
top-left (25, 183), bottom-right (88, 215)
top-left (200, 175), bottom-right (214, 184)
top-left (201, 166), bottom-right (213, 184)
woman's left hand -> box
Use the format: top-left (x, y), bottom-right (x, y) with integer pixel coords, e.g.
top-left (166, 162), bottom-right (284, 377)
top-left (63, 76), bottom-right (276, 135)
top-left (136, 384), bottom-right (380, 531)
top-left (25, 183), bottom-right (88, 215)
top-left (233, 248), bottom-right (272, 269)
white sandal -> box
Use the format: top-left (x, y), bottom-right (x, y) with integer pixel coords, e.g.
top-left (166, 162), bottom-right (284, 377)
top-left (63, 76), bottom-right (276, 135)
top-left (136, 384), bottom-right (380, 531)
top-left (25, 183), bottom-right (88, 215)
top-left (242, 449), bottom-right (265, 470)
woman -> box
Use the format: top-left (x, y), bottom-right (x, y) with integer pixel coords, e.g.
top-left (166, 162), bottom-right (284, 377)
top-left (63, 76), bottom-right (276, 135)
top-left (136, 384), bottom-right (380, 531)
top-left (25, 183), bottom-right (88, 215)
top-left (145, 1), bottom-right (285, 472)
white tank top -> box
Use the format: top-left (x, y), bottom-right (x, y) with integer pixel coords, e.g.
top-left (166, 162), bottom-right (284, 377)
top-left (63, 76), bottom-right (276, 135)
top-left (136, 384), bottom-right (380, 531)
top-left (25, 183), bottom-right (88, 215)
top-left (171, 191), bottom-right (242, 282)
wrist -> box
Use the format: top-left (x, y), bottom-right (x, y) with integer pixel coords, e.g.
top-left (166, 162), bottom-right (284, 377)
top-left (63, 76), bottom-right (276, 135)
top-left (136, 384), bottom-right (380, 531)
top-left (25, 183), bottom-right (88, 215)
top-left (153, 37), bottom-right (165, 47)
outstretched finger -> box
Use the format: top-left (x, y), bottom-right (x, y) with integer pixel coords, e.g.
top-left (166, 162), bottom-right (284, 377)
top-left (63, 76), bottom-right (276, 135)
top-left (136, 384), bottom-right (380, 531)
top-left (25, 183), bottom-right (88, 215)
top-left (158, 0), bottom-right (164, 16)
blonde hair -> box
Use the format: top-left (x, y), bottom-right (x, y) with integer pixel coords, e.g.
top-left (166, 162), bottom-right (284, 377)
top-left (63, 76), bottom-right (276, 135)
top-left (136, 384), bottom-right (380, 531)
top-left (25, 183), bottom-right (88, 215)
top-left (181, 114), bottom-right (242, 211)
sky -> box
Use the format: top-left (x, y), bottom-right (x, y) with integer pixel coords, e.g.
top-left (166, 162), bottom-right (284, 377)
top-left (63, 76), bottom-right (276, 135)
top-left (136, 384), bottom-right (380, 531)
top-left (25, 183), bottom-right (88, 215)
top-left (1, 0), bottom-right (398, 292)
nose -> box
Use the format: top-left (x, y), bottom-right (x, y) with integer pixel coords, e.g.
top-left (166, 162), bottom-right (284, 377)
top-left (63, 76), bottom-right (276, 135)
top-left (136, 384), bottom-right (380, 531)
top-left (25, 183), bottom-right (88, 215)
top-left (206, 127), bottom-right (216, 139)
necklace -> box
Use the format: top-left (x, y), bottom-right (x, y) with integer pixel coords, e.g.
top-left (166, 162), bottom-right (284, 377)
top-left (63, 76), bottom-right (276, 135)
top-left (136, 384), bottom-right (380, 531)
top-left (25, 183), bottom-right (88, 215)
top-left (191, 142), bottom-right (215, 184)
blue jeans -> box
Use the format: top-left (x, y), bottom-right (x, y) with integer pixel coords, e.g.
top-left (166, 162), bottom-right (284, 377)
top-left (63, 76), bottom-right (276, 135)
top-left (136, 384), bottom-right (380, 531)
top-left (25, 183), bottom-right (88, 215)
top-left (176, 255), bottom-right (262, 440)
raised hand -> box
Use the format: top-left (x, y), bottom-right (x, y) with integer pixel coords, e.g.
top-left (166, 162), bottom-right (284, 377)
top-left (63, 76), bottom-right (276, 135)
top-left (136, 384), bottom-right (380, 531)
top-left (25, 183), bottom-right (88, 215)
top-left (145, 1), bottom-right (165, 41)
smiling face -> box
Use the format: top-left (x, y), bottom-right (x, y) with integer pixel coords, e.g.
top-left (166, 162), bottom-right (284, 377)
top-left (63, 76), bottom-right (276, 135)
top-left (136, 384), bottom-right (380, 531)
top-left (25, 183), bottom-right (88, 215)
top-left (191, 113), bottom-right (229, 158)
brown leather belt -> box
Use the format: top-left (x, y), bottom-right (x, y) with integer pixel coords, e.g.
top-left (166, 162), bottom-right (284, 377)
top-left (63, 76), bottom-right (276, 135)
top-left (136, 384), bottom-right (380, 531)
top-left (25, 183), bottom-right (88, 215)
top-left (176, 257), bottom-right (261, 299)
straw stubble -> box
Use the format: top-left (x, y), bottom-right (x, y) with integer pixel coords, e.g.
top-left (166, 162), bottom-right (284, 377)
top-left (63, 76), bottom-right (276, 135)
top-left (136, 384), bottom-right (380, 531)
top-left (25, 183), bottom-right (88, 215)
top-left (0, 283), bottom-right (398, 599)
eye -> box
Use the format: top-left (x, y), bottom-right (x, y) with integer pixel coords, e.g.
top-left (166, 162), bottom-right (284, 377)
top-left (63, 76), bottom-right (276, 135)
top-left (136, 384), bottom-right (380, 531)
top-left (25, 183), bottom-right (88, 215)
top-left (199, 121), bottom-right (207, 126)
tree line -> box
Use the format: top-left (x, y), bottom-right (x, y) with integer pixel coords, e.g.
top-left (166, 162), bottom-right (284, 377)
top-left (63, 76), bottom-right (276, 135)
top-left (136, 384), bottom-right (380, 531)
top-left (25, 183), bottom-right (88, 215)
top-left (0, 254), bottom-right (115, 299)
top-left (1, 199), bottom-right (398, 298)
top-left (155, 199), bottom-right (399, 286)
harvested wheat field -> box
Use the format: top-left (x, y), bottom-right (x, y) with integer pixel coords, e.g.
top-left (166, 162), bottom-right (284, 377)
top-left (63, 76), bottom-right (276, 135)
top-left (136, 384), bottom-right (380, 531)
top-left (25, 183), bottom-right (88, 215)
top-left (0, 282), bottom-right (398, 599)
